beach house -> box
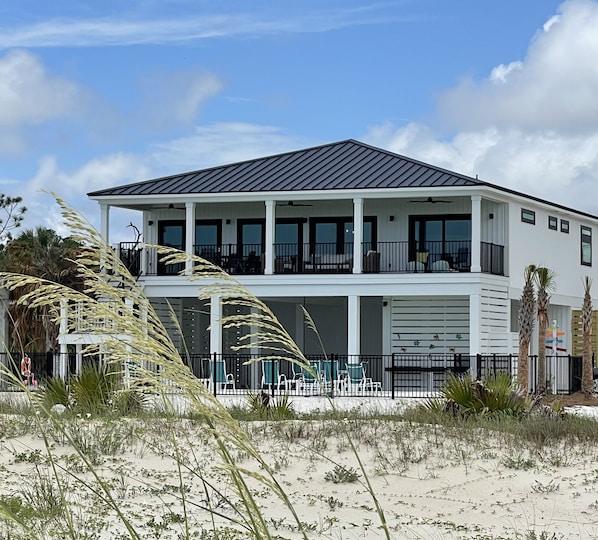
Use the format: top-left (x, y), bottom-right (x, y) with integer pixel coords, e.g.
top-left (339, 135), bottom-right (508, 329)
top-left (75, 139), bottom-right (596, 393)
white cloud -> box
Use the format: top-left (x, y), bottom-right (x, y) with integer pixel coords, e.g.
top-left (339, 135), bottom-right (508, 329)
top-left (0, 5), bottom-right (413, 48)
top-left (13, 153), bottom-right (150, 241)
top-left (141, 70), bottom-right (224, 129)
top-left (436, 0), bottom-right (598, 133)
top-left (0, 50), bottom-right (78, 126)
top-left (0, 50), bottom-right (81, 155)
top-left (366, 0), bottom-right (598, 217)
top-left (150, 122), bottom-right (313, 172)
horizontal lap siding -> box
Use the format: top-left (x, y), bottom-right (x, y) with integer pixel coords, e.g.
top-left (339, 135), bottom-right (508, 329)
top-left (151, 298), bottom-right (184, 351)
top-left (480, 284), bottom-right (511, 353)
top-left (391, 297), bottom-right (469, 354)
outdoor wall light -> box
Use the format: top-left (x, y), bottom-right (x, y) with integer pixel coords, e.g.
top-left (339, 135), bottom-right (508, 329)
top-left (489, 213), bottom-right (494, 219)
top-left (226, 219), bottom-right (232, 224)
top-left (389, 215), bottom-right (395, 221)
top-left (148, 220), bottom-right (154, 226)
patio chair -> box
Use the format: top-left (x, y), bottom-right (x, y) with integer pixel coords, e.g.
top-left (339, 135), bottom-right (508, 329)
top-left (297, 361), bottom-right (321, 395)
top-left (321, 359), bottom-right (344, 393)
top-left (210, 359), bottom-right (235, 392)
top-left (344, 363), bottom-right (382, 395)
top-left (261, 359), bottom-right (289, 392)
top-left (431, 259), bottom-right (451, 272)
top-left (405, 260), bottom-right (425, 273)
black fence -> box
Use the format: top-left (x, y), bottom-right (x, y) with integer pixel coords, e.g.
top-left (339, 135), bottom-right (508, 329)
top-left (0, 351), bottom-right (586, 397)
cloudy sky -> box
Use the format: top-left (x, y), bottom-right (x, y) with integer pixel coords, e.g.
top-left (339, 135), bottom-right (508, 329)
top-left (1, 0), bottom-right (597, 242)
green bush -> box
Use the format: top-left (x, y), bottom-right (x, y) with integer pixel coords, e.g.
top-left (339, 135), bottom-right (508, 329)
top-left (435, 372), bottom-right (530, 418)
top-left (70, 363), bottom-right (117, 415)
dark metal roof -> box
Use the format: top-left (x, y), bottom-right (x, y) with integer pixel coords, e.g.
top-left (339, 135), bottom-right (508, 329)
top-left (87, 139), bottom-right (482, 197)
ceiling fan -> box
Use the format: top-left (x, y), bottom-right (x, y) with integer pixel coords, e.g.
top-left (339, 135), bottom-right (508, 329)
top-left (276, 200), bottom-right (312, 207)
top-left (409, 196), bottom-right (452, 204)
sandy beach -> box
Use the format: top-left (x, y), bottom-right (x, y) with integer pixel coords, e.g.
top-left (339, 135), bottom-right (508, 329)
top-left (1, 398), bottom-right (598, 539)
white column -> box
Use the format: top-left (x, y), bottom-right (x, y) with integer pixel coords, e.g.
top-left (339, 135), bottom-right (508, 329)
top-left (210, 294), bottom-right (223, 355)
top-left (185, 202), bottom-right (195, 273)
top-left (353, 198), bottom-right (363, 274)
top-left (347, 295), bottom-right (360, 360)
top-left (471, 195), bottom-right (482, 272)
top-left (469, 293), bottom-right (481, 355)
top-left (100, 204), bottom-right (110, 245)
top-left (264, 200), bottom-right (275, 274)
top-left (75, 344), bottom-right (83, 375)
top-left (141, 211), bottom-right (149, 276)
top-left (59, 300), bottom-right (69, 379)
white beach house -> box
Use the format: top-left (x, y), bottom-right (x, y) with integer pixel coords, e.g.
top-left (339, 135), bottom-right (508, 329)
top-left (73, 139), bottom-right (596, 393)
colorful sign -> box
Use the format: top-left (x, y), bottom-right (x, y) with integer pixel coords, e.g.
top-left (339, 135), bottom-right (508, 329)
top-left (545, 320), bottom-right (566, 353)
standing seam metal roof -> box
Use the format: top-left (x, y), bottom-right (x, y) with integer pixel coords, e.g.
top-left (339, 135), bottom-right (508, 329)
top-left (87, 139), bottom-right (482, 197)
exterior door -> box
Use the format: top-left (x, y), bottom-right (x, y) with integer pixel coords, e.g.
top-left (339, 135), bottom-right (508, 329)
top-left (158, 220), bottom-right (185, 275)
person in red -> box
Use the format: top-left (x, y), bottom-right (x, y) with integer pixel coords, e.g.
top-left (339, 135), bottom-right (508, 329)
top-left (21, 354), bottom-right (37, 387)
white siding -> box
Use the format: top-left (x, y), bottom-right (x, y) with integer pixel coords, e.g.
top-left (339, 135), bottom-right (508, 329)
top-left (479, 283), bottom-right (511, 353)
top-left (390, 296), bottom-right (470, 354)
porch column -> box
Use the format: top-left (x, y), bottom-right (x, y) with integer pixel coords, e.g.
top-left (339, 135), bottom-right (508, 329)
top-left (185, 202), bottom-right (195, 273)
top-left (471, 195), bottom-right (482, 272)
top-left (348, 295), bottom-right (360, 359)
top-left (210, 294), bottom-right (223, 355)
top-left (469, 293), bottom-right (481, 355)
top-left (58, 300), bottom-right (68, 379)
top-left (141, 211), bottom-right (149, 276)
top-left (353, 198), bottom-right (363, 274)
top-left (264, 200), bottom-right (274, 274)
top-left (100, 204), bottom-right (110, 273)
top-left (100, 203), bottom-right (110, 244)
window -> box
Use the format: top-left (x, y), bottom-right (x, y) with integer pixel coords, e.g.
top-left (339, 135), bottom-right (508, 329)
top-left (581, 226), bottom-right (592, 266)
top-left (548, 216), bottom-right (557, 230)
top-left (521, 209), bottom-right (536, 225)
top-left (561, 219), bottom-right (569, 233)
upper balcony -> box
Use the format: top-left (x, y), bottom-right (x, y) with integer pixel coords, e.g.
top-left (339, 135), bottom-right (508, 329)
top-left (118, 239), bottom-right (505, 277)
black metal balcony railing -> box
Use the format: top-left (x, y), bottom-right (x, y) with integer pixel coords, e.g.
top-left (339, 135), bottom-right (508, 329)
top-left (127, 240), bottom-right (505, 276)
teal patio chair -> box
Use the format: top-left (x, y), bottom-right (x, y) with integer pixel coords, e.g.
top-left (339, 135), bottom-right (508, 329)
top-left (345, 363), bottom-right (382, 395)
top-left (321, 359), bottom-right (344, 394)
top-left (261, 359), bottom-right (288, 392)
top-left (293, 360), bottom-right (320, 395)
top-left (210, 359), bottom-right (235, 392)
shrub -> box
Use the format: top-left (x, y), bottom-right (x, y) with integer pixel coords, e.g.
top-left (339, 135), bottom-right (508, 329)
top-left (435, 372), bottom-right (530, 418)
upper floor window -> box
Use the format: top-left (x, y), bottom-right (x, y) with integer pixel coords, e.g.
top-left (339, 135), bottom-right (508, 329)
top-left (561, 219), bottom-right (569, 233)
top-left (521, 209), bottom-right (535, 225)
top-left (581, 226), bottom-right (592, 266)
top-left (548, 216), bottom-right (557, 230)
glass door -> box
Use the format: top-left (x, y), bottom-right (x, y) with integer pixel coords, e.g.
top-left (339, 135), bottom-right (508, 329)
top-left (195, 220), bottom-right (222, 265)
top-left (275, 220), bottom-right (303, 272)
top-left (237, 219), bottom-right (264, 273)
top-left (158, 221), bottom-right (185, 275)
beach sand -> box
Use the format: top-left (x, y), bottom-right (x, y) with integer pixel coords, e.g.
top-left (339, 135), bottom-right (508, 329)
top-left (1, 399), bottom-right (598, 539)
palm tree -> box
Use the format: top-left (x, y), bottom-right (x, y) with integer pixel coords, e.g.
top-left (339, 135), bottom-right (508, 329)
top-left (0, 227), bottom-right (82, 352)
top-left (518, 264), bottom-right (537, 392)
top-left (535, 267), bottom-right (557, 394)
top-left (581, 276), bottom-right (593, 397)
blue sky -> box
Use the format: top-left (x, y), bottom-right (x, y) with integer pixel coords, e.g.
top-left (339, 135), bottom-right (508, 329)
top-left (1, 0), bottom-right (597, 242)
